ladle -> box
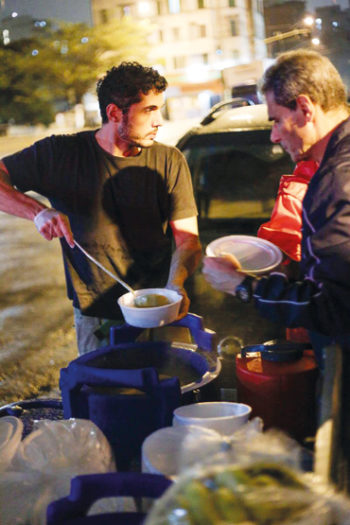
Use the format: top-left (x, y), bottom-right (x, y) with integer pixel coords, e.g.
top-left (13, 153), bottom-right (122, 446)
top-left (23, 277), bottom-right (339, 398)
top-left (74, 240), bottom-right (135, 296)
top-left (74, 241), bottom-right (169, 308)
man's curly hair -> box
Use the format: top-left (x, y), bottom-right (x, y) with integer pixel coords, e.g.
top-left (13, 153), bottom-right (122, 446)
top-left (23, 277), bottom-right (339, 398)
top-left (96, 62), bottom-right (168, 123)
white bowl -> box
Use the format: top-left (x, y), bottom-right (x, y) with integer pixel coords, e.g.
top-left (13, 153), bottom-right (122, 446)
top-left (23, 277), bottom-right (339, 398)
top-left (173, 401), bottom-right (252, 436)
top-left (117, 288), bottom-right (182, 328)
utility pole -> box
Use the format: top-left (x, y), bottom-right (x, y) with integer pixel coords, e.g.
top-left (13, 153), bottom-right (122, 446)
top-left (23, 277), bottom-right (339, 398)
top-left (264, 27), bottom-right (311, 44)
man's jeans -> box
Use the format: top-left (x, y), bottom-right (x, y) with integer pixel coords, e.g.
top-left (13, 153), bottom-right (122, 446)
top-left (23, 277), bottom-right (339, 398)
top-left (73, 307), bottom-right (111, 355)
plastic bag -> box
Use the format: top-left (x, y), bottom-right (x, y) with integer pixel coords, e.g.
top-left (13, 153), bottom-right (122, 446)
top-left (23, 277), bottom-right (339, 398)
top-left (142, 418), bottom-right (264, 480)
top-left (0, 418), bottom-right (116, 525)
top-left (145, 460), bottom-right (350, 525)
top-left (145, 427), bottom-right (350, 525)
top-left (0, 416), bottom-right (23, 472)
top-left (13, 417), bottom-right (115, 474)
top-left (179, 417), bottom-right (264, 474)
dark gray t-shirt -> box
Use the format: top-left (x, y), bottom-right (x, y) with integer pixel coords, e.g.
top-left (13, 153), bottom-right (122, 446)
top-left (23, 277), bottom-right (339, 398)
top-left (3, 130), bottom-right (197, 319)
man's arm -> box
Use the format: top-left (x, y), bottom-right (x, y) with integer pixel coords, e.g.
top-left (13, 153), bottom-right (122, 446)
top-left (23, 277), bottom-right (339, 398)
top-left (0, 160), bottom-right (74, 247)
top-left (167, 216), bottom-right (202, 318)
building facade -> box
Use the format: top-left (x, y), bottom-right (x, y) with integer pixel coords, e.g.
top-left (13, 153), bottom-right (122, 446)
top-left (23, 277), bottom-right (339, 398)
top-left (91, 0), bottom-right (267, 118)
top-left (313, 4), bottom-right (350, 91)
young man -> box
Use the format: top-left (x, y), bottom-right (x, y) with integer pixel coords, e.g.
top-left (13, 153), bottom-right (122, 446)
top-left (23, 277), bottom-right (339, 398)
top-left (203, 50), bottom-right (350, 362)
top-left (0, 62), bottom-right (201, 354)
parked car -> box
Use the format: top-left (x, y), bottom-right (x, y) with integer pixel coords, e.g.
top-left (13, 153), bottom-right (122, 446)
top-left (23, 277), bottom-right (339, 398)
top-left (176, 104), bottom-right (294, 348)
top-left (200, 97), bottom-right (255, 126)
top-left (231, 81), bottom-right (261, 104)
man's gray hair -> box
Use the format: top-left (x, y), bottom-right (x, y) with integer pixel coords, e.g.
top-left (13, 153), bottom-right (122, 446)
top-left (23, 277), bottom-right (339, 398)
top-left (260, 49), bottom-right (348, 111)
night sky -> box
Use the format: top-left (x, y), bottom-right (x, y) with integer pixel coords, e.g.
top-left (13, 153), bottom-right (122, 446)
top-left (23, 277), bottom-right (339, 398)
top-left (0, 0), bottom-right (92, 25)
top-left (0, 0), bottom-right (348, 24)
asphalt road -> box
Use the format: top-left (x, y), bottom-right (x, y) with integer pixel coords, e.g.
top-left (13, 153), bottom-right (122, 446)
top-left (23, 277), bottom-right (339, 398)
top-left (0, 128), bottom-right (283, 407)
top-left (0, 132), bottom-right (77, 405)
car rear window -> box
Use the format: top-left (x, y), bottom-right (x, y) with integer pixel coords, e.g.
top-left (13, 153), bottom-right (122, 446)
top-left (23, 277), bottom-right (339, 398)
top-left (180, 130), bottom-right (294, 221)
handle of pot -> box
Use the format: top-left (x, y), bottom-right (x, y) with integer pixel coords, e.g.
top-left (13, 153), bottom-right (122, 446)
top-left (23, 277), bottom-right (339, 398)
top-left (60, 364), bottom-right (161, 391)
top-left (47, 472), bottom-right (172, 524)
top-left (59, 365), bottom-right (163, 419)
top-left (110, 313), bottom-right (215, 351)
top-left (171, 313), bottom-right (215, 351)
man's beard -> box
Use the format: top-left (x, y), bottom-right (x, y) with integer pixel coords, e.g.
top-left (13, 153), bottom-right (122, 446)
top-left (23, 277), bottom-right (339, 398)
top-left (119, 114), bottom-right (156, 148)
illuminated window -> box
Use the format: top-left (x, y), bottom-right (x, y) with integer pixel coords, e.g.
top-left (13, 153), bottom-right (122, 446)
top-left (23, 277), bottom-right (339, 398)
top-left (169, 0), bottom-right (180, 13)
top-left (138, 1), bottom-right (152, 16)
top-left (3, 29), bottom-right (10, 45)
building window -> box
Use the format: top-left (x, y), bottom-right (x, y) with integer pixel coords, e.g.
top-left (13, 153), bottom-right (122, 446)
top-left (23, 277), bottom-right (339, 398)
top-left (174, 55), bottom-right (186, 69)
top-left (198, 0), bottom-right (205, 8)
top-left (157, 1), bottom-right (169, 14)
top-left (158, 29), bottom-right (164, 42)
top-left (100, 9), bottom-right (109, 24)
top-left (189, 53), bottom-right (207, 66)
top-left (199, 24), bottom-right (206, 37)
top-left (172, 27), bottom-right (180, 39)
top-left (229, 0), bottom-right (235, 6)
top-left (256, 0), bottom-right (263, 15)
top-left (232, 49), bottom-right (240, 60)
top-left (169, 0), bottom-right (180, 13)
top-left (230, 18), bottom-right (238, 36)
top-left (190, 23), bottom-right (207, 38)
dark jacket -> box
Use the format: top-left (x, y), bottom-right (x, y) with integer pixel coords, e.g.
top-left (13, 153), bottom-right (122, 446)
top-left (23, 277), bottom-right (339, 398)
top-left (254, 116), bottom-right (350, 339)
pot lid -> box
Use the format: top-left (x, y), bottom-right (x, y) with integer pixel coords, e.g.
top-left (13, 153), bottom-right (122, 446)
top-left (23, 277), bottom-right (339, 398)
top-left (241, 342), bottom-right (311, 362)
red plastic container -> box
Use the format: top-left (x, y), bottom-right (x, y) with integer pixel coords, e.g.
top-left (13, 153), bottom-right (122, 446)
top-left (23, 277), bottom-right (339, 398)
top-left (236, 343), bottom-right (319, 442)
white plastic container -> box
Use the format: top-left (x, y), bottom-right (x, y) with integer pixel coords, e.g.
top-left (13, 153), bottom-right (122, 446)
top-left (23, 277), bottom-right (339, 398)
top-left (118, 288), bottom-right (182, 328)
top-left (142, 425), bottom-right (221, 478)
top-left (173, 401), bottom-right (252, 436)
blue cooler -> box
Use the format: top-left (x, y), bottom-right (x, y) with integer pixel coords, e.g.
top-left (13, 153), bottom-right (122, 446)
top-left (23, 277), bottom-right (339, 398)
top-left (60, 314), bottom-right (217, 470)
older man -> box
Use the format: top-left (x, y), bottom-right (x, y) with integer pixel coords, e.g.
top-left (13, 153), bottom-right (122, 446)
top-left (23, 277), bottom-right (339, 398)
top-left (203, 49), bottom-right (350, 490)
top-left (203, 50), bottom-right (350, 360)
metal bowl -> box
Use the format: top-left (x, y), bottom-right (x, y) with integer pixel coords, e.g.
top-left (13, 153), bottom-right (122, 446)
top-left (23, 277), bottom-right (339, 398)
top-left (118, 288), bottom-right (182, 328)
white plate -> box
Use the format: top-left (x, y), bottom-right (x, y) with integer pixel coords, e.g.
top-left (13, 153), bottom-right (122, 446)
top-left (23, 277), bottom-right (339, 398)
top-left (206, 235), bottom-right (282, 275)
